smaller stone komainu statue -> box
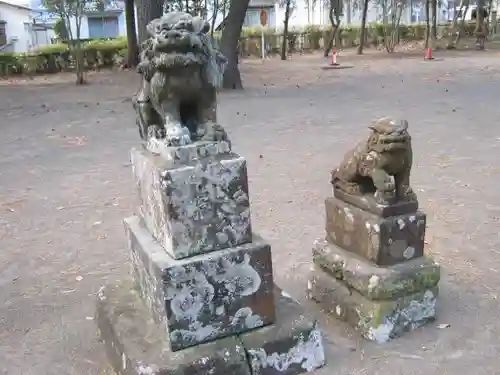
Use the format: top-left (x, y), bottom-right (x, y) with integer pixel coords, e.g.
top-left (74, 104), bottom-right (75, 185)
top-left (133, 11), bottom-right (228, 146)
top-left (331, 117), bottom-right (418, 206)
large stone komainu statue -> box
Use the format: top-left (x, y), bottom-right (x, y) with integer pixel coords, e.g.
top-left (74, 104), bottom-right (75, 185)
top-left (133, 12), bottom-right (229, 146)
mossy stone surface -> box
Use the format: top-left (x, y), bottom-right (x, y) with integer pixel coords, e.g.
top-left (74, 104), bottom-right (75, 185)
top-left (307, 266), bottom-right (438, 343)
top-left (324, 197), bottom-right (426, 266)
top-left (95, 281), bottom-right (251, 375)
top-left (312, 239), bottom-right (440, 300)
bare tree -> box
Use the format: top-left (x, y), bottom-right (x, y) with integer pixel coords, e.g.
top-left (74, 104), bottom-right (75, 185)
top-left (209, 0), bottom-right (219, 35)
top-left (125, 0), bottom-right (138, 67)
top-left (280, 0), bottom-right (295, 60)
top-left (380, 0), bottom-right (407, 52)
top-left (325, 0), bottom-right (343, 57)
top-left (136, 0), bottom-right (164, 43)
top-left (446, 0), bottom-right (468, 48)
top-left (431, 0), bottom-right (437, 42)
top-left (220, 0), bottom-right (250, 89)
top-left (357, 0), bottom-right (369, 54)
top-left (43, 0), bottom-right (104, 84)
top-left (475, 0), bottom-right (487, 49)
top-left (425, 0), bottom-right (430, 48)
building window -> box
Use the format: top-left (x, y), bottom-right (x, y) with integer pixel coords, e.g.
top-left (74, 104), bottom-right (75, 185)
top-left (88, 16), bottom-right (119, 39)
top-left (0, 22), bottom-right (6, 47)
top-left (244, 7), bottom-right (274, 27)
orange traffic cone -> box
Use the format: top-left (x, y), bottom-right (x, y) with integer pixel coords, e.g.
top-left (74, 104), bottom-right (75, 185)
top-left (424, 47), bottom-right (434, 60)
top-left (330, 49), bottom-right (340, 66)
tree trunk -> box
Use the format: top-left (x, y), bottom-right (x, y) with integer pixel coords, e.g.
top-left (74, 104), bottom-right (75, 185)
top-left (346, 0), bottom-right (351, 24)
top-left (185, 0), bottom-right (190, 12)
top-left (425, 0), bottom-right (430, 48)
top-left (210, 0), bottom-right (219, 36)
top-left (136, 0), bottom-right (164, 44)
top-left (125, 0), bottom-right (139, 68)
top-left (446, 0), bottom-right (464, 48)
top-left (281, 0), bottom-right (292, 60)
top-left (357, 0), bottom-right (369, 54)
top-left (75, 15), bottom-right (85, 85)
top-left (74, 41), bottom-right (85, 85)
top-left (431, 0), bottom-right (437, 43)
top-left (382, 0), bottom-right (388, 24)
top-left (476, 0), bottom-right (486, 49)
top-left (455, 3), bottom-right (470, 45)
top-left (323, 27), bottom-right (336, 57)
top-left (324, 7), bottom-right (339, 57)
top-left (220, 0), bottom-right (250, 89)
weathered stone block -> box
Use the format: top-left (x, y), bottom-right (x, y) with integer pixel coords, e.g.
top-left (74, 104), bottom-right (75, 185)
top-left (325, 197), bottom-right (426, 266)
top-left (312, 239), bottom-right (440, 300)
top-left (333, 189), bottom-right (418, 218)
top-left (125, 215), bottom-right (275, 352)
top-left (146, 139), bottom-right (231, 165)
top-left (307, 266), bottom-right (438, 343)
top-left (96, 281), bottom-right (252, 375)
top-left (131, 145), bottom-right (252, 260)
top-left (239, 285), bottom-right (326, 375)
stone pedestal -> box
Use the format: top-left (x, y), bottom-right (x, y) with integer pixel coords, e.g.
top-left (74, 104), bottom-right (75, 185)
top-left (308, 194), bottom-right (440, 343)
top-left (131, 142), bottom-right (252, 260)
top-left (325, 197), bottom-right (426, 266)
top-left (97, 141), bottom-right (326, 375)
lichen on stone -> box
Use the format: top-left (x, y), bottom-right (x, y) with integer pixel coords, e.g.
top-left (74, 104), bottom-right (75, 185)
top-left (247, 326), bottom-right (326, 373)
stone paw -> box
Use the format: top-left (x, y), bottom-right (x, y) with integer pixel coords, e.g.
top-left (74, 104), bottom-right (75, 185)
top-left (374, 190), bottom-right (395, 205)
top-left (401, 187), bottom-right (418, 202)
top-left (147, 125), bottom-right (166, 140)
top-left (200, 122), bottom-right (230, 143)
top-left (165, 126), bottom-right (192, 146)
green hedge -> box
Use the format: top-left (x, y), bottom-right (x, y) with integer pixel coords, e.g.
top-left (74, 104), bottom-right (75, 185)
top-left (235, 21), bottom-right (477, 56)
top-left (0, 22), bottom-right (477, 77)
top-left (0, 37), bottom-right (128, 76)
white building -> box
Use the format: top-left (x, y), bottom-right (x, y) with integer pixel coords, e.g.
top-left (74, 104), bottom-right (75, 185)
top-left (66, 5), bottom-right (127, 40)
top-left (0, 0), bottom-right (54, 52)
top-left (270, 0), bottom-right (451, 28)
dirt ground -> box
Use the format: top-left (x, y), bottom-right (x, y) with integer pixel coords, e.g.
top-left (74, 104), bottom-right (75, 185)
top-left (1, 47), bottom-right (500, 375)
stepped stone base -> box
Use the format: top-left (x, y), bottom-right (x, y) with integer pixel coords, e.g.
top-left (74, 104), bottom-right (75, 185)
top-left (125, 215), bottom-right (275, 352)
top-left (96, 281), bottom-right (326, 375)
top-left (307, 266), bottom-right (438, 343)
top-left (312, 239), bottom-right (440, 300)
top-left (240, 288), bottom-right (325, 375)
top-left (96, 282), bottom-right (251, 375)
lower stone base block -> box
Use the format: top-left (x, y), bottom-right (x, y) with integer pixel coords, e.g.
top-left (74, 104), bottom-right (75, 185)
top-left (96, 281), bottom-right (326, 375)
top-left (307, 267), bottom-right (438, 343)
top-left (240, 287), bottom-right (326, 375)
top-left (96, 281), bottom-right (251, 375)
